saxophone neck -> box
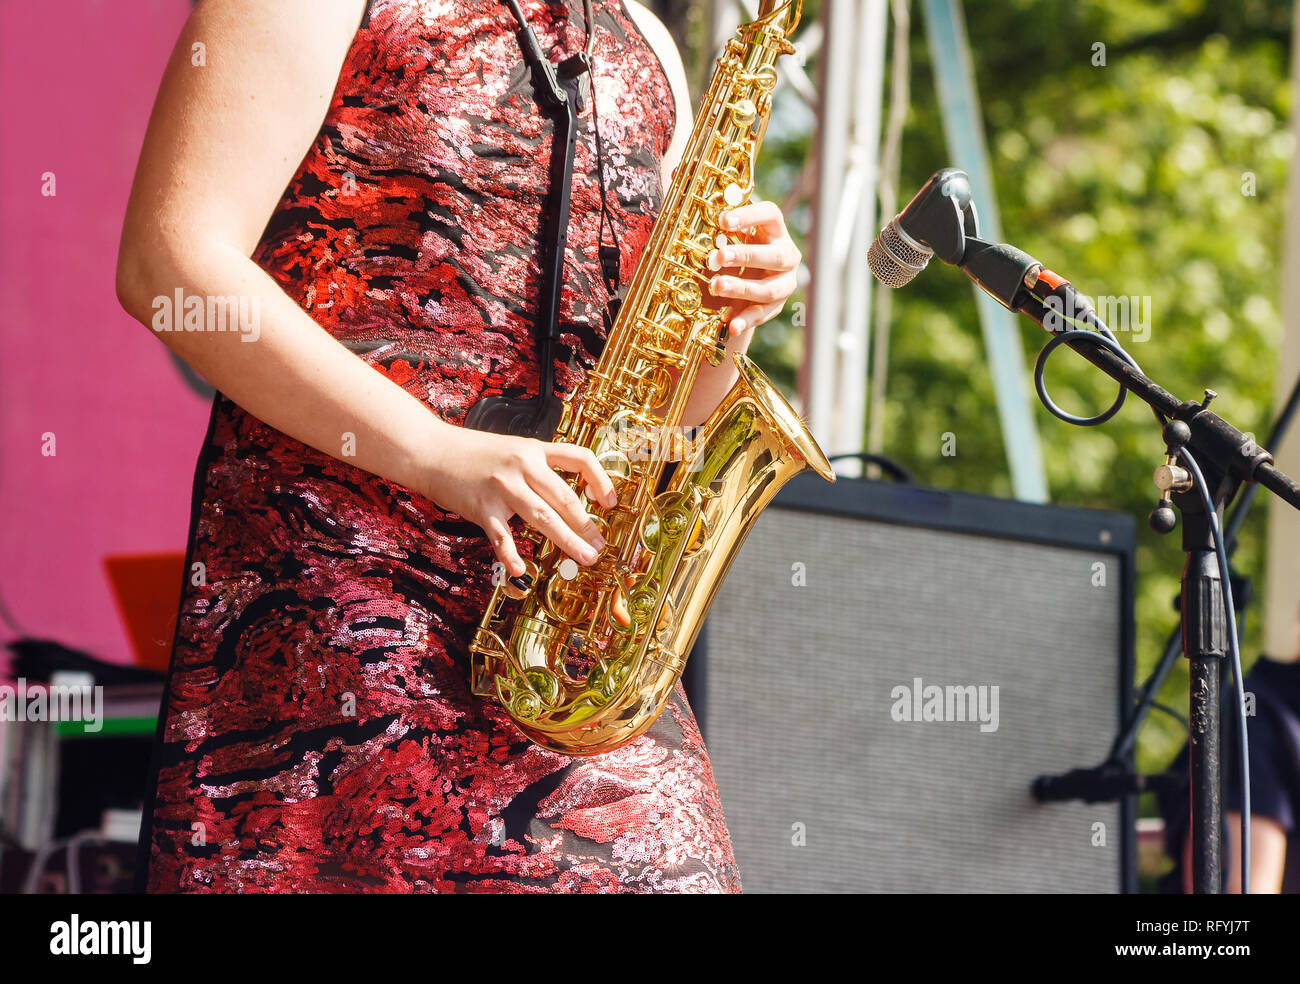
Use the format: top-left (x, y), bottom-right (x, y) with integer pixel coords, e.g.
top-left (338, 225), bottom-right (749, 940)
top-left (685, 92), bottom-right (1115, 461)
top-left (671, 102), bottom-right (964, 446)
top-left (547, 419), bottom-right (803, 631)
top-left (751, 0), bottom-right (803, 33)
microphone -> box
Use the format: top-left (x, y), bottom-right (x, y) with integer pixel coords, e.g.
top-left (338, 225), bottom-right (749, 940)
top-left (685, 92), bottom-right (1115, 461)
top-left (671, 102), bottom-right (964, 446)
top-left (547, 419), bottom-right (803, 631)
top-left (866, 168), bottom-right (976, 288)
top-left (868, 167), bottom-right (1062, 319)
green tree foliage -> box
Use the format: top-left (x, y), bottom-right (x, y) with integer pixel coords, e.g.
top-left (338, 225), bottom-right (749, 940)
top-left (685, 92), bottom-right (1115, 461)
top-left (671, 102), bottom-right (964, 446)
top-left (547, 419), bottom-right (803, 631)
top-left (747, 0), bottom-right (1293, 783)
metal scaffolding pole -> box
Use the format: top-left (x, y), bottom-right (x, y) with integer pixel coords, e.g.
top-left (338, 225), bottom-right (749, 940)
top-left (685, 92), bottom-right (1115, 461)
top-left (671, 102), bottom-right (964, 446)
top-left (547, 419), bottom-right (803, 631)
top-left (838, 2), bottom-right (888, 473)
top-left (802, 0), bottom-right (888, 466)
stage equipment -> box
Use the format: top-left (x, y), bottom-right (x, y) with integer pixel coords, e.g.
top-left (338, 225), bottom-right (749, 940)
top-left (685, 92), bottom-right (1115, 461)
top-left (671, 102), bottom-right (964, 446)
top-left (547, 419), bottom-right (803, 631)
top-left (696, 472), bottom-right (1137, 893)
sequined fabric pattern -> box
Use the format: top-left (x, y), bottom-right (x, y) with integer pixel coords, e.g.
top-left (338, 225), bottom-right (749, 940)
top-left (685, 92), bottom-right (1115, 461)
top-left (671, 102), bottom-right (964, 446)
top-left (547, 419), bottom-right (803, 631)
top-left (138, 0), bottom-right (741, 893)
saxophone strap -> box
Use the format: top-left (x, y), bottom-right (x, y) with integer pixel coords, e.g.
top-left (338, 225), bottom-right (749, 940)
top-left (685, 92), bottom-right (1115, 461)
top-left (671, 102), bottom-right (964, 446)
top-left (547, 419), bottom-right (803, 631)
top-left (465, 1), bottom-right (620, 440)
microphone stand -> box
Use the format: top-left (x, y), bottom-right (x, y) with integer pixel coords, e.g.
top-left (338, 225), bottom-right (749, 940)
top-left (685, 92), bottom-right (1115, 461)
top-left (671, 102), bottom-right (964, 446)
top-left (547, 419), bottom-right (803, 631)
top-left (961, 239), bottom-right (1300, 894)
top-left (1105, 372), bottom-right (1300, 787)
top-left (1038, 374), bottom-right (1300, 877)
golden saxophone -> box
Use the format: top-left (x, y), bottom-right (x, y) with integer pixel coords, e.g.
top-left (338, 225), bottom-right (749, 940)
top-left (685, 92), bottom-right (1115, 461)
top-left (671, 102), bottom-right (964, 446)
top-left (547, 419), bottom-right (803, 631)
top-left (470, 0), bottom-right (833, 754)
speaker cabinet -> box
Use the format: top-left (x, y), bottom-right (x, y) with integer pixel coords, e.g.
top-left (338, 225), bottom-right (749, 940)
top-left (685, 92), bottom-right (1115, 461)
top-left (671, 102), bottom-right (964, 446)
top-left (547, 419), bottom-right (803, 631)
top-left (692, 474), bottom-right (1136, 893)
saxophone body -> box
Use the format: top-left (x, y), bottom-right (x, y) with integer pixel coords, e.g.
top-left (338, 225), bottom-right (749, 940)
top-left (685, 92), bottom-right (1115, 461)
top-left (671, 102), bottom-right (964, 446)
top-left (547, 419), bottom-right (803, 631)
top-left (469, 0), bottom-right (833, 755)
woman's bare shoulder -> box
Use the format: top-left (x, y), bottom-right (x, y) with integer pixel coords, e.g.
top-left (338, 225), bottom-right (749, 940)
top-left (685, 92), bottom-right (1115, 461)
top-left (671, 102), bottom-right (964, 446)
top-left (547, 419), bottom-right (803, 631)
top-left (621, 0), bottom-right (692, 175)
top-left (118, 0), bottom-right (370, 278)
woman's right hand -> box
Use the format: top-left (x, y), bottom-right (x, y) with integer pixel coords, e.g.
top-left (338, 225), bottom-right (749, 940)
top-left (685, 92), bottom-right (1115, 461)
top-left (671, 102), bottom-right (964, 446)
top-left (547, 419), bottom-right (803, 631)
top-left (419, 424), bottom-right (619, 581)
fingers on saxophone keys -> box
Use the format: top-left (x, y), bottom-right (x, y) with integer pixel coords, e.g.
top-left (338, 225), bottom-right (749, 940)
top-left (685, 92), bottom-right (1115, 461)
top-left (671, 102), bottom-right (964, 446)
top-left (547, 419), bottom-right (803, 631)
top-left (710, 271), bottom-right (789, 304)
top-left (728, 299), bottom-right (783, 335)
top-left (515, 489), bottom-right (601, 567)
top-left (720, 200), bottom-right (783, 236)
top-left (546, 442), bottom-right (618, 508)
top-left (531, 466), bottom-right (606, 560)
top-left (708, 242), bottom-right (798, 273)
top-left (485, 514), bottom-right (526, 580)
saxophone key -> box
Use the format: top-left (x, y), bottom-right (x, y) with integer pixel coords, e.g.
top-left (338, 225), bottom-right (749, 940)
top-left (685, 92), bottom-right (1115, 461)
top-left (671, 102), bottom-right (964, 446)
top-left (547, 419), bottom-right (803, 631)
top-left (503, 559), bottom-right (541, 599)
top-left (739, 64), bottom-right (779, 92)
top-left (594, 447), bottom-right (632, 489)
top-left (543, 569), bottom-right (597, 625)
top-left (663, 254), bottom-right (706, 280)
top-left (669, 278), bottom-right (702, 314)
top-left (729, 98), bottom-right (757, 128)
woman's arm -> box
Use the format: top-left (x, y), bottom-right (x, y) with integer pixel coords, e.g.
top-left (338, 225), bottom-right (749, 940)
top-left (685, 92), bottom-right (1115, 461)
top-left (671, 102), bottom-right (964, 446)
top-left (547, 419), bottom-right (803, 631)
top-left (117, 0), bottom-right (436, 495)
top-left (116, 0), bottom-right (614, 577)
top-left (1180, 811), bottom-right (1288, 893)
top-left (1225, 811), bottom-right (1289, 893)
top-left (625, 1), bottom-right (802, 428)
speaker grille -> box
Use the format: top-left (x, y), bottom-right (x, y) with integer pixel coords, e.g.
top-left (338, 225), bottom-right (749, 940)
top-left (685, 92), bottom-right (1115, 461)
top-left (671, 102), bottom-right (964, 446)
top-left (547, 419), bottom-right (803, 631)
top-left (704, 502), bottom-right (1128, 893)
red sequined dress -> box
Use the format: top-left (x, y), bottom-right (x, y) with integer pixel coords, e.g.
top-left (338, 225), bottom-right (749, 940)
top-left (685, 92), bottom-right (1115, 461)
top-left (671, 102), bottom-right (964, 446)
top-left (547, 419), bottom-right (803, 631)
top-left (136, 0), bottom-right (741, 893)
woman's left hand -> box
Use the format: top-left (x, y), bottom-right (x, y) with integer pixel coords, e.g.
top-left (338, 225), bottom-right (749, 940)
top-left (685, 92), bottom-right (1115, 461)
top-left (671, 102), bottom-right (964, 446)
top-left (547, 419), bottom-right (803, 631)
top-left (706, 199), bottom-right (802, 338)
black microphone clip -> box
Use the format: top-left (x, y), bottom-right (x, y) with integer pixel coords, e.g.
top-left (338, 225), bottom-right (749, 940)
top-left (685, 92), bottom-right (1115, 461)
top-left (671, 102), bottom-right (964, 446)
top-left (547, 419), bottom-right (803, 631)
top-left (558, 52), bottom-right (591, 113)
top-left (959, 237), bottom-right (1042, 311)
top-left (903, 167), bottom-right (979, 265)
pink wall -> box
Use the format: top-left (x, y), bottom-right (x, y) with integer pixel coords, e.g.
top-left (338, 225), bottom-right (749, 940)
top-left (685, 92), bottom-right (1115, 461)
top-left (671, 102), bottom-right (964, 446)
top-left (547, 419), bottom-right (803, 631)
top-left (0, 0), bottom-right (208, 666)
